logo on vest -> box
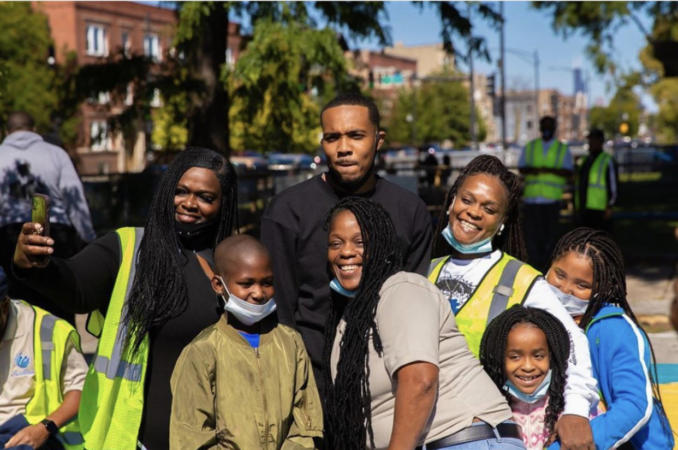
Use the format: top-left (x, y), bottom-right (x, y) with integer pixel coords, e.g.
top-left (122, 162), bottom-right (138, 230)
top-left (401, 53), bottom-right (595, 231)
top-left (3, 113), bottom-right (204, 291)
top-left (11, 352), bottom-right (33, 377)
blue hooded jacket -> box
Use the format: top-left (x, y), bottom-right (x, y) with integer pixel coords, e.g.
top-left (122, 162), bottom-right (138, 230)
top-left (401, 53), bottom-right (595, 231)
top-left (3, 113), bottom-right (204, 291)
top-left (585, 304), bottom-right (673, 449)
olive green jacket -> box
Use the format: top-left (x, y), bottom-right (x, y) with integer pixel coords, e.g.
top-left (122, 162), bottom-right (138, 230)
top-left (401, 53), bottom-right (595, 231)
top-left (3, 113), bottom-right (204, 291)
top-left (170, 315), bottom-right (323, 449)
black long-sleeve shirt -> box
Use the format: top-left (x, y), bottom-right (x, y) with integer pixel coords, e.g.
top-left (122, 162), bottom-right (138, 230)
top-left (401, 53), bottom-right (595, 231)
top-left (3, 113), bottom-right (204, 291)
top-left (15, 231), bottom-right (221, 450)
top-left (260, 175), bottom-right (433, 384)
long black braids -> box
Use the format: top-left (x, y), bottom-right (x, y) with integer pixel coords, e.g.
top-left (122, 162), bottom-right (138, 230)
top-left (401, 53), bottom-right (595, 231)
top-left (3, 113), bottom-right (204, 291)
top-left (550, 227), bottom-right (669, 425)
top-left (431, 155), bottom-right (527, 261)
top-left (480, 305), bottom-right (570, 436)
top-left (322, 197), bottom-right (404, 449)
top-left (125, 147), bottom-right (238, 350)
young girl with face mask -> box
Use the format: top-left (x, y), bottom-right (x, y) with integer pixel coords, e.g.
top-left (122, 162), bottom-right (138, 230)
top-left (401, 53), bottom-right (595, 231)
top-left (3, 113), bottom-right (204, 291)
top-left (169, 235), bottom-right (322, 449)
top-left (546, 227), bottom-right (674, 449)
top-left (480, 305), bottom-right (571, 450)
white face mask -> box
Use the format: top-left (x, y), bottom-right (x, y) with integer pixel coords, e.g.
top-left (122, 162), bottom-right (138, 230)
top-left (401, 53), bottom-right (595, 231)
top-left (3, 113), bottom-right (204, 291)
top-left (216, 276), bottom-right (277, 326)
top-left (548, 283), bottom-right (589, 317)
top-left (504, 369), bottom-right (552, 404)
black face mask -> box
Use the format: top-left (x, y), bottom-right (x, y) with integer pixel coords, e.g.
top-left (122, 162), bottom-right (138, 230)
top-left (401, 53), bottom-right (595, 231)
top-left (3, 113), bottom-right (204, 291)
top-left (541, 129), bottom-right (555, 141)
top-left (175, 219), bottom-right (219, 251)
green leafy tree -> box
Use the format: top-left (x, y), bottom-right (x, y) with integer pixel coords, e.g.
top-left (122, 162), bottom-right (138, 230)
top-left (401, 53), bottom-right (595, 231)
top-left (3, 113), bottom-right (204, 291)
top-left (0, 3), bottom-right (57, 133)
top-left (589, 78), bottom-right (641, 138)
top-left (230, 11), bottom-right (348, 153)
top-left (386, 72), bottom-right (478, 148)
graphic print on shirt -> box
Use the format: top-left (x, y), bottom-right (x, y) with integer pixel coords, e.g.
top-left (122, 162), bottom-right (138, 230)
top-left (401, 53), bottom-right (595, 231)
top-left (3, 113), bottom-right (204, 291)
top-left (6, 160), bottom-right (49, 202)
top-left (11, 352), bottom-right (33, 377)
top-left (436, 275), bottom-right (475, 313)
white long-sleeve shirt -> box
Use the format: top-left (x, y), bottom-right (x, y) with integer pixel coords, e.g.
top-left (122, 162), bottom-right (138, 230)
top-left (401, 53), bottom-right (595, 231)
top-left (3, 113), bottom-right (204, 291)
top-left (436, 250), bottom-right (599, 417)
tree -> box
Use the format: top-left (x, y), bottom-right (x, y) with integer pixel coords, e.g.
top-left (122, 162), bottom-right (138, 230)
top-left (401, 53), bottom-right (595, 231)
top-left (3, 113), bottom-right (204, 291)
top-left (589, 78), bottom-right (641, 139)
top-left (532, 2), bottom-right (678, 75)
top-left (386, 72), bottom-right (479, 148)
top-left (0, 3), bottom-right (58, 133)
top-left (230, 12), bottom-right (349, 153)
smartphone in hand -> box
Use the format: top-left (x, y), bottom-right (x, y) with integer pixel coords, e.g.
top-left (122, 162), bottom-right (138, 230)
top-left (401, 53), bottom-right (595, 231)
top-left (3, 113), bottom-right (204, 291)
top-left (31, 194), bottom-right (51, 237)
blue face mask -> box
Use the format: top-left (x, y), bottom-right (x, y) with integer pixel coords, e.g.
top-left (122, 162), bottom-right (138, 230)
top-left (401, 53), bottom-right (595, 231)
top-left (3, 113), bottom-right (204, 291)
top-left (441, 224), bottom-right (495, 254)
top-left (503, 369), bottom-right (552, 404)
top-left (329, 278), bottom-right (357, 298)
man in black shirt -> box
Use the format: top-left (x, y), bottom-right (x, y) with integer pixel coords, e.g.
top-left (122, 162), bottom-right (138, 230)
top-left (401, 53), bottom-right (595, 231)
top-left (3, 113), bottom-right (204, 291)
top-left (260, 93), bottom-right (433, 387)
top-left (575, 128), bottom-right (618, 231)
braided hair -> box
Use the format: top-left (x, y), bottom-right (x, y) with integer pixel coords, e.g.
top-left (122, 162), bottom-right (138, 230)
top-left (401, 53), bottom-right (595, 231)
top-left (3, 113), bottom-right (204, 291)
top-left (322, 197), bottom-right (403, 449)
top-left (125, 147), bottom-right (238, 349)
top-left (550, 227), bottom-right (668, 419)
top-left (431, 155), bottom-right (526, 260)
top-left (480, 305), bottom-right (570, 436)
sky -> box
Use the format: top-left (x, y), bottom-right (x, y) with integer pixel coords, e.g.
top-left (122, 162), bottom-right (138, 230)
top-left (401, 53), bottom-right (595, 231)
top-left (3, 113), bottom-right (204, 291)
top-left (355, 1), bottom-right (656, 111)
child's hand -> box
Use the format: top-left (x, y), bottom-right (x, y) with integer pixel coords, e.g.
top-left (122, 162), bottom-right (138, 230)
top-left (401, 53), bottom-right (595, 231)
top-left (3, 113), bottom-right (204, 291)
top-left (5, 423), bottom-right (50, 448)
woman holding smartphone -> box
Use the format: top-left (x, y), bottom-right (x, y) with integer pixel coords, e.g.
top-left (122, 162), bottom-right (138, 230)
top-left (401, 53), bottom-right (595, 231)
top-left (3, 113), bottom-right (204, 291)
top-left (12, 147), bottom-right (238, 450)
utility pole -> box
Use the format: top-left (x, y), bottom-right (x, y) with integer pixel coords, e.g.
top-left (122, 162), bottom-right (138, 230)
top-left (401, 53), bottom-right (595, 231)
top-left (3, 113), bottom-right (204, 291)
top-left (499, 2), bottom-right (507, 150)
top-left (468, 5), bottom-right (477, 149)
top-left (534, 49), bottom-right (540, 128)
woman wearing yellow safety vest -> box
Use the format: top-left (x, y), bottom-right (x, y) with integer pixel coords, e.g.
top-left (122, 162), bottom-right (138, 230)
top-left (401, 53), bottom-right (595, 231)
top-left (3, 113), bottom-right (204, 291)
top-left (12, 147), bottom-right (238, 449)
top-left (429, 155), bottom-right (599, 450)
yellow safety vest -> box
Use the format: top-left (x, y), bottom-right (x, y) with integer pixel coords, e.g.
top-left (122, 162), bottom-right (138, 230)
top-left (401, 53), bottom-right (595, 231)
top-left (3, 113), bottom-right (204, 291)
top-left (428, 252), bottom-right (541, 357)
top-left (79, 227), bottom-right (149, 450)
top-left (23, 302), bottom-right (84, 449)
top-left (523, 139), bottom-right (568, 201)
top-left (575, 152), bottom-right (612, 211)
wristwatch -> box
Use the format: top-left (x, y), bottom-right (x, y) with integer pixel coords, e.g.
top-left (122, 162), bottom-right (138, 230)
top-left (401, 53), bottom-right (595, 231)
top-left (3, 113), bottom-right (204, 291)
top-left (41, 418), bottom-right (58, 436)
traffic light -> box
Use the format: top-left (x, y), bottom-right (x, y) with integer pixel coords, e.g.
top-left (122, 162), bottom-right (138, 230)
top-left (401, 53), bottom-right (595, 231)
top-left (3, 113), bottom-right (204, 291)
top-left (486, 74), bottom-right (496, 98)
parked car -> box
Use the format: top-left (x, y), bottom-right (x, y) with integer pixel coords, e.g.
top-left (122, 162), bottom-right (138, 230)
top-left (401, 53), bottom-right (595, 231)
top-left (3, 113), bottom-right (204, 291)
top-left (267, 153), bottom-right (317, 172)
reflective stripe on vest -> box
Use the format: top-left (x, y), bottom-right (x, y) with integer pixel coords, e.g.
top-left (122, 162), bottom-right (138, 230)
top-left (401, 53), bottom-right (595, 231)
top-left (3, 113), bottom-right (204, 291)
top-left (79, 227), bottom-right (149, 450)
top-left (524, 139), bottom-right (568, 201)
top-left (575, 152), bottom-right (611, 211)
top-left (23, 302), bottom-right (84, 449)
top-left (428, 252), bottom-right (541, 357)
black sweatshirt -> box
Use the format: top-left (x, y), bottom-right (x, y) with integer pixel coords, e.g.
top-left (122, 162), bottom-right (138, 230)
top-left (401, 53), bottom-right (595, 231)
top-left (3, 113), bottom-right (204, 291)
top-left (260, 175), bottom-right (433, 384)
top-left (14, 231), bottom-right (221, 450)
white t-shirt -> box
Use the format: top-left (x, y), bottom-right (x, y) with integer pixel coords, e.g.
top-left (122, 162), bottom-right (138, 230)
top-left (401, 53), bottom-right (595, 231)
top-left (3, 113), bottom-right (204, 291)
top-left (436, 250), bottom-right (599, 418)
top-left (0, 300), bottom-right (87, 424)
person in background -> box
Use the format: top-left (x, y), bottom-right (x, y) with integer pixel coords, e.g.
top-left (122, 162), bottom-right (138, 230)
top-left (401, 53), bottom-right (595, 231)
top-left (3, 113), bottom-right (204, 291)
top-left (574, 129), bottom-right (618, 232)
top-left (0, 111), bottom-right (95, 321)
top-left (11, 147), bottom-right (238, 449)
top-left (260, 92), bottom-right (432, 392)
top-left (546, 228), bottom-right (674, 449)
top-left (170, 235), bottom-right (322, 449)
top-left (518, 116), bottom-right (573, 271)
top-left (0, 267), bottom-right (87, 449)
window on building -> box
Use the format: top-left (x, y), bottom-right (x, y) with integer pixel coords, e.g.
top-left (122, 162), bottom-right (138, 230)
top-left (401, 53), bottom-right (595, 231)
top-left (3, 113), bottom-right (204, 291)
top-left (90, 120), bottom-right (109, 151)
top-left (86, 24), bottom-right (108, 57)
top-left (144, 33), bottom-right (161, 61)
top-left (526, 120), bottom-right (533, 130)
top-left (121, 31), bottom-right (131, 57)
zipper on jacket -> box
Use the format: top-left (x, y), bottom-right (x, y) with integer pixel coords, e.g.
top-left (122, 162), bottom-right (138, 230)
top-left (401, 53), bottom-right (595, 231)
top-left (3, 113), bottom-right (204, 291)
top-left (254, 345), bottom-right (271, 448)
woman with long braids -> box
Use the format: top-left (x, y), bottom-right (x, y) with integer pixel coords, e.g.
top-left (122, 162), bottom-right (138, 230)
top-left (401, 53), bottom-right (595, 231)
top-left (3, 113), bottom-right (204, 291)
top-left (324, 196), bottom-right (524, 449)
top-left (12, 147), bottom-right (238, 449)
top-left (546, 228), bottom-right (674, 449)
top-left (480, 305), bottom-right (572, 449)
top-left (428, 155), bottom-right (599, 449)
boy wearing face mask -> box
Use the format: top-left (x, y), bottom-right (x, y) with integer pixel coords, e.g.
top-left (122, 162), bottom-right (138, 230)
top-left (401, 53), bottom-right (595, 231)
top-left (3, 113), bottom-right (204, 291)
top-left (169, 235), bottom-right (323, 449)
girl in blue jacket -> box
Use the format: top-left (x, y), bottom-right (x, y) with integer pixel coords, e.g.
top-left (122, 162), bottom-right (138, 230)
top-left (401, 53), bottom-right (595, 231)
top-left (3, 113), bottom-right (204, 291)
top-left (545, 227), bottom-right (673, 449)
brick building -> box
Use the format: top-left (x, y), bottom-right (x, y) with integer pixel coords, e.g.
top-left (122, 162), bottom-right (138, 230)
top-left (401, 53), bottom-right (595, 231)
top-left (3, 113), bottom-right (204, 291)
top-left (345, 49), bottom-right (417, 122)
top-left (34, 1), bottom-right (244, 174)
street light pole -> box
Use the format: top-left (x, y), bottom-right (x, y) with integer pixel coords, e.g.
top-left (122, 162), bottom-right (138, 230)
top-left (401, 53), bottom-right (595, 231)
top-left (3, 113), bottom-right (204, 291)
top-left (468, 3), bottom-right (477, 150)
top-left (499, 2), bottom-right (507, 150)
top-left (534, 49), bottom-right (540, 128)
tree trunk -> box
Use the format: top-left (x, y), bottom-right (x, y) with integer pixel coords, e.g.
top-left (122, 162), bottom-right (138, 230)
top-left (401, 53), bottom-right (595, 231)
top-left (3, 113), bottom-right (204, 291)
top-left (187, 3), bottom-right (229, 156)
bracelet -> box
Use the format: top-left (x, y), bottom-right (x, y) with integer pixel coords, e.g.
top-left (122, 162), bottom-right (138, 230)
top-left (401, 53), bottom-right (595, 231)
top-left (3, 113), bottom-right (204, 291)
top-left (41, 418), bottom-right (58, 436)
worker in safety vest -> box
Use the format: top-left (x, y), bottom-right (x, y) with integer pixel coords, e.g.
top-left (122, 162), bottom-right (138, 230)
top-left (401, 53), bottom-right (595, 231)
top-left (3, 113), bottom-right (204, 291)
top-left (0, 267), bottom-right (86, 449)
top-left (575, 128), bottom-right (618, 231)
top-left (518, 116), bottom-right (574, 271)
